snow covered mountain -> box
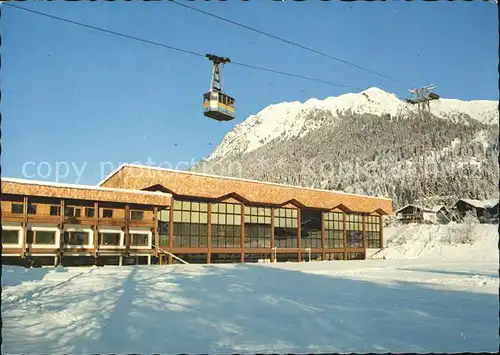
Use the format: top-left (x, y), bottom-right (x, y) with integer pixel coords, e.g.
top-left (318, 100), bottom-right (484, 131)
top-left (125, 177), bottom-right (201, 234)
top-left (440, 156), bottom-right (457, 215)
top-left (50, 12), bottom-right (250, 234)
top-left (205, 87), bottom-right (498, 162)
top-left (193, 88), bottom-right (499, 208)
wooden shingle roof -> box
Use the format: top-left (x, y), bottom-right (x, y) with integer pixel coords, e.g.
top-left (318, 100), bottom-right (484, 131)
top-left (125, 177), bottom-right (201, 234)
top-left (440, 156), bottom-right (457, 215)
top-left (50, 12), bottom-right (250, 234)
top-left (99, 164), bottom-right (393, 214)
top-left (2, 178), bottom-right (172, 206)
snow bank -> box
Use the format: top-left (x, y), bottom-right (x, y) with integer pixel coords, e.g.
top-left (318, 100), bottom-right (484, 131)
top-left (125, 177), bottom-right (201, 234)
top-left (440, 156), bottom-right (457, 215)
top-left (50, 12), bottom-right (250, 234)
top-left (377, 223), bottom-right (499, 262)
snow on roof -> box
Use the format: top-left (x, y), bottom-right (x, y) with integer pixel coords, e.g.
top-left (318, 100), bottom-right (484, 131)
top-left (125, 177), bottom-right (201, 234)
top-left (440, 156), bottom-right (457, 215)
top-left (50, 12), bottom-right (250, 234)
top-left (98, 163), bottom-right (393, 201)
top-left (457, 198), bottom-right (499, 209)
top-left (483, 199), bottom-right (499, 208)
top-left (2, 177), bottom-right (172, 197)
top-left (459, 199), bottom-right (485, 208)
top-left (395, 204), bottom-right (447, 214)
top-left (394, 204), bottom-right (420, 214)
top-left (429, 205), bottom-right (447, 213)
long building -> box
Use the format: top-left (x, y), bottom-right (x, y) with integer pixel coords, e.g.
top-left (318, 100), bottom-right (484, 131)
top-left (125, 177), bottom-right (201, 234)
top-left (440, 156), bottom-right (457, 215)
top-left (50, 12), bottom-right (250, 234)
top-left (1, 164), bottom-right (393, 266)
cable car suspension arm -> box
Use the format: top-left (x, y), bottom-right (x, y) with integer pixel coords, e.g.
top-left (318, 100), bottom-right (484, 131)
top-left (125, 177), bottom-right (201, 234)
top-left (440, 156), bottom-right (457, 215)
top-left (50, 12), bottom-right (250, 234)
top-left (206, 54), bottom-right (230, 92)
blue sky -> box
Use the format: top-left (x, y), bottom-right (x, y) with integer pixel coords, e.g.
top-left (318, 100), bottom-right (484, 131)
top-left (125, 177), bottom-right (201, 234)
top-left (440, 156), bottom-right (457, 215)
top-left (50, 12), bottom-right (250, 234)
top-left (1, 0), bottom-right (498, 185)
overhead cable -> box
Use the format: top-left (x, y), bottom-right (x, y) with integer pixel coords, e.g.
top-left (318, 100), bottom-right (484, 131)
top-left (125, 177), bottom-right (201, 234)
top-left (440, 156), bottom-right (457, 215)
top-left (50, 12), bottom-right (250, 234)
top-left (5, 3), bottom-right (361, 90)
top-left (169, 0), bottom-right (412, 87)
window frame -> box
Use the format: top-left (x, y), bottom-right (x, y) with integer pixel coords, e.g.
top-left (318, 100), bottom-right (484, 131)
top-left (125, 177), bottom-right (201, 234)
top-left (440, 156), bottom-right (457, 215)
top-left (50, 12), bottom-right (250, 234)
top-left (63, 229), bottom-right (93, 248)
top-left (101, 209), bottom-right (114, 218)
top-left (85, 207), bottom-right (95, 218)
top-left (30, 227), bottom-right (59, 248)
top-left (1, 228), bottom-right (21, 245)
top-left (172, 200), bottom-right (208, 248)
top-left (211, 202), bottom-right (242, 248)
top-left (346, 213), bottom-right (363, 248)
top-left (11, 203), bottom-right (24, 214)
top-left (300, 209), bottom-right (322, 249)
top-left (157, 207), bottom-right (170, 247)
top-left (130, 232), bottom-right (151, 248)
top-left (98, 230), bottom-right (124, 248)
top-left (130, 210), bottom-right (145, 221)
top-left (273, 207), bottom-right (298, 248)
top-left (324, 211), bottom-right (345, 249)
top-left (65, 206), bottom-right (82, 218)
top-left (27, 203), bottom-right (37, 215)
top-left (50, 205), bottom-right (61, 216)
top-left (365, 215), bottom-right (381, 248)
top-left (244, 206), bottom-right (272, 248)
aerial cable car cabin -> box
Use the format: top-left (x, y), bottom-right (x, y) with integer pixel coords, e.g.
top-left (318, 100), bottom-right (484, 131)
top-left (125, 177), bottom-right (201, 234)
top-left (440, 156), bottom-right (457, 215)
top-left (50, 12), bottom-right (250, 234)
top-left (203, 54), bottom-right (235, 122)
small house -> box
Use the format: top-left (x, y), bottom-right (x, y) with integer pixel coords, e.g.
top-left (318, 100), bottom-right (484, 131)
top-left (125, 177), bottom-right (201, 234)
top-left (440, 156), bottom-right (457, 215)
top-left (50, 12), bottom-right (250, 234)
top-left (394, 204), bottom-right (451, 224)
top-left (452, 198), bottom-right (499, 223)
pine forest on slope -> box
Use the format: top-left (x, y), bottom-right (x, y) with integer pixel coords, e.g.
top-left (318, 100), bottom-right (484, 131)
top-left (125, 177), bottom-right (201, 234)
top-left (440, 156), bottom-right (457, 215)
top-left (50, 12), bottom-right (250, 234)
top-left (192, 88), bottom-right (499, 209)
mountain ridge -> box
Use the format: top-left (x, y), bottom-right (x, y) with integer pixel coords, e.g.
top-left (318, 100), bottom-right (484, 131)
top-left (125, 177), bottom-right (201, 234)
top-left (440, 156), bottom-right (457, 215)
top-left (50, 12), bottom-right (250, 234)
top-left (204, 87), bottom-right (498, 163)
top-left (193, 88), bottom-right (499, 208)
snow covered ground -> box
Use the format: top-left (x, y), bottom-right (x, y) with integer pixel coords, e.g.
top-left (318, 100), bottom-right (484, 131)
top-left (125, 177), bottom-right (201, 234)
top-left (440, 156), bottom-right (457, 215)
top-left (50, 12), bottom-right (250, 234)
top-left (379, 223), bottom-right (500, 262)
top-left (1, 224), bottom-right (499, 354)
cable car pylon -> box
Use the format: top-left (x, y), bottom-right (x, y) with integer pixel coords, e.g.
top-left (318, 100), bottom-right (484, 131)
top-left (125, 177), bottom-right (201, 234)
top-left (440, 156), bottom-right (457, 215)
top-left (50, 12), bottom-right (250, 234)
top-left (203, 54), bottom-right (235, 122)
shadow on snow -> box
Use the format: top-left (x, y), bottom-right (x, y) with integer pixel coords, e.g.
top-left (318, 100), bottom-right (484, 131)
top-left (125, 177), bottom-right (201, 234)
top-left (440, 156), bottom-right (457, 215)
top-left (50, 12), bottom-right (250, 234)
top-left (2, 264), bottom-right (499, 354)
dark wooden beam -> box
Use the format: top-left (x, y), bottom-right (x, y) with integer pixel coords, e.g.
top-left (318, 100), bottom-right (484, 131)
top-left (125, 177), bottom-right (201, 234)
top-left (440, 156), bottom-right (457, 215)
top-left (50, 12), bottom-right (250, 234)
top-left (343, 213), bottom-right (347, 261)
top-left (207, 203), bottom-right (212, 264)
top-left (168, 202), bottom-right (174, 264)
top-left (240, 204), bottom-right (245, 263)
top-left (321, 212), bottom-right (326, 261)
top-left (297, 208), bottom-right (302, 262)
top-left (270, 208), bottom-right (275, 262)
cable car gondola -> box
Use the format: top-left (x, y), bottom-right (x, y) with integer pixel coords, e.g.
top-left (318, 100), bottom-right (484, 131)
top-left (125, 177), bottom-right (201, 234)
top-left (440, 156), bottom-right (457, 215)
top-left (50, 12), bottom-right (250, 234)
top-left (203, 54), bottom-right (235, 122)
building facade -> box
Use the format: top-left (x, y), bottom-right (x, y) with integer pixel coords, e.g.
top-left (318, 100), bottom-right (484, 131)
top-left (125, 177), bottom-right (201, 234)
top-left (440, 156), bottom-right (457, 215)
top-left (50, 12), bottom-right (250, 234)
top-left (1, 164), bottom-right (393, 266)
top-left (394, 204), bottom-right (452, 224)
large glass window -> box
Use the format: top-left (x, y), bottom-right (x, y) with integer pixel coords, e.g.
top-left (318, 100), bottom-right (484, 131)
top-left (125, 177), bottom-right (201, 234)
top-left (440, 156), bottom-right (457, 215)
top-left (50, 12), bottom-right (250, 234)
top-left (274, 207), bottom-right (298, 248)
top-left (28, 230), bottom-right (56, 244)
top-left (346, 214), bottom-right (363, 248)
top-left (173, 200), bottom-right (208, 247)
top-left (244, 206), bottom-right (272, 248)
top-left (301, 209), bottom-right (322, 248)
top-left (99, 232), bottom-right (121, 246)
top-left (211, 203), bottom-right (241, 248)
top-left (324, 211), bottom-right (344, 248)
top-left (131, 233), bottom-right (149, 246)
top-left (365, 215), bottom-right (381, 248)
top-left (64, 231), bottom-right (89, 245)
top-left (157, 208), bottom-right (170, 247)
top-left (2, 230), bottom-right (19, 244)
